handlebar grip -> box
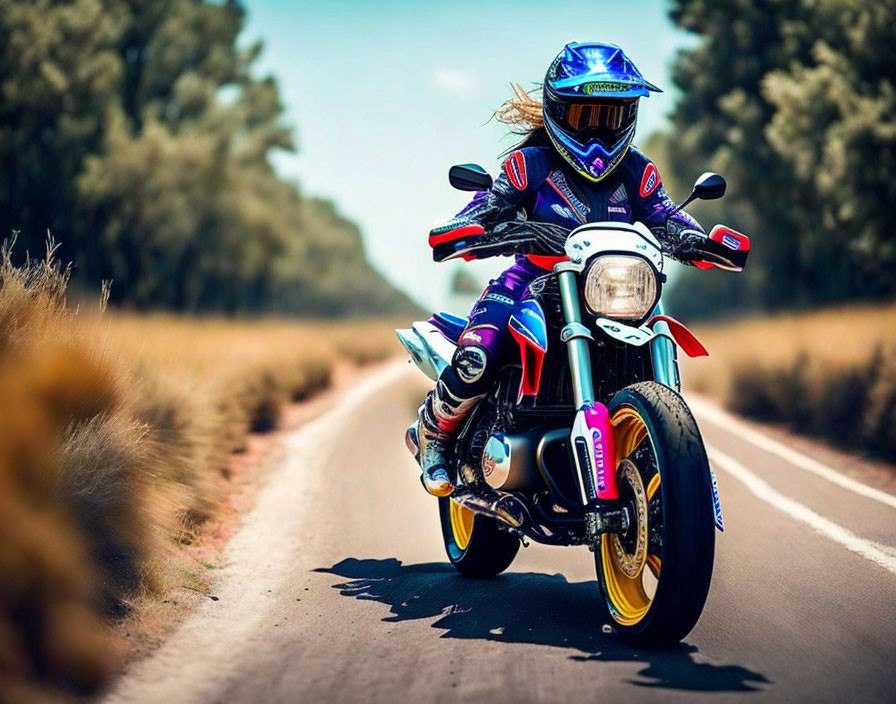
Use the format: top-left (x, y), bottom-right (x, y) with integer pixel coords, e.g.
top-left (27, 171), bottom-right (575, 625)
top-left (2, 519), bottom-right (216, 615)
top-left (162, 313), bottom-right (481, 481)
top-left (672, 225), bottom-right (749, 272)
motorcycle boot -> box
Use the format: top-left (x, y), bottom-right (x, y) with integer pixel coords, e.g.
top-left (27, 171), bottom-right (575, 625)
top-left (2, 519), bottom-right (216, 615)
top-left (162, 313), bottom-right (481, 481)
top-left (414, 378), bottom-right (484, 497)
top-left (409, 303), bottom-right (511, 497)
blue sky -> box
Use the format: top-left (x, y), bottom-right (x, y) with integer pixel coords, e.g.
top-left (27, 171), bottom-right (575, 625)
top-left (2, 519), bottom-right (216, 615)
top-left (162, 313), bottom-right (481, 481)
top-left (242, 0), bottom-right (695, 310)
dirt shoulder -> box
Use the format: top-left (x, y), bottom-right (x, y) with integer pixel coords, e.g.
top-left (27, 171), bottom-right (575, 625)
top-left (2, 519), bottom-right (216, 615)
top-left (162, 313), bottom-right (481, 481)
top-left (113, 360), bottom-right (389, 664)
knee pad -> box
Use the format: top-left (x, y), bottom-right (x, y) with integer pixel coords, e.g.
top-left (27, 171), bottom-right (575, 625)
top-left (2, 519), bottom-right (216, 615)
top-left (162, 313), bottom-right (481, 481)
top-left (443, 324), bottom-right (503, 397)
top-left (454, 345), bottom-right (489, 385)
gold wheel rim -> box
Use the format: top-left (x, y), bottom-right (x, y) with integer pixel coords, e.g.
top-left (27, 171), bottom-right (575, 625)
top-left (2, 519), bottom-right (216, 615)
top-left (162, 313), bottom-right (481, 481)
top-left (647, 473), bottom-right (661, 501)
top-left (449, 500), bottom-right (475, 550)
top-left (601, 405), bottom-right (661, 627)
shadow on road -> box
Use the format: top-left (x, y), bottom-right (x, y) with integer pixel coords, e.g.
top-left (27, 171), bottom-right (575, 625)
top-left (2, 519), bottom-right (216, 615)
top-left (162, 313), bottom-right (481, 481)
top-left (315, 557), bottom-right (770, 693)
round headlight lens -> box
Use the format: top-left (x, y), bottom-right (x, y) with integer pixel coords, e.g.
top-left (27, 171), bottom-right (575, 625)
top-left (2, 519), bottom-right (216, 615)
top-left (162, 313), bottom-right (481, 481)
top-left (583, 255), bottom-right (658, 320)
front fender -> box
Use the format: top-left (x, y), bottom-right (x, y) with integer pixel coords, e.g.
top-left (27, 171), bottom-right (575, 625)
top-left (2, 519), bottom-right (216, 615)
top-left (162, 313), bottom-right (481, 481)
top-left (593, 316), bottom-right (707, 358)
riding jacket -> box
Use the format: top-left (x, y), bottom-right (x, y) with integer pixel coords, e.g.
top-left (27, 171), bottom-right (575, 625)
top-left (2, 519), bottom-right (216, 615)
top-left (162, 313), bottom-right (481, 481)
top-left (428, 145), bottom-right (701, 267)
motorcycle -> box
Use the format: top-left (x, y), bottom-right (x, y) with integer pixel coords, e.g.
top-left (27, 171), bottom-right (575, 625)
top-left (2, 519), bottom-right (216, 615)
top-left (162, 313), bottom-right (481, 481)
top-left (397, 165), bottom-right (750, 646)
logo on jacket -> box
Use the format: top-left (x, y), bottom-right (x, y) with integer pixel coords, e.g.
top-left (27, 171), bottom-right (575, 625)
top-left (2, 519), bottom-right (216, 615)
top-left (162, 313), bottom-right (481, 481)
top-left (504, 151), bottom-right (528, 191)
top-left (546, 171), bottom-right (589, 219)
top-left (609, 183), bottom-right (628, 204)
top-left (551, 203), bottom-right (577, 221)
top-left (639, 162), bottom-right (661, 198)
top-left (483, 292), bottom-right (515, 306)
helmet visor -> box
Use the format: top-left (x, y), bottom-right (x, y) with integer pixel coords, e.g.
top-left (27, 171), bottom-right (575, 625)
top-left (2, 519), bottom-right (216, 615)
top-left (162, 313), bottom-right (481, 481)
top-left (545, 96), bottom-right (638, 148)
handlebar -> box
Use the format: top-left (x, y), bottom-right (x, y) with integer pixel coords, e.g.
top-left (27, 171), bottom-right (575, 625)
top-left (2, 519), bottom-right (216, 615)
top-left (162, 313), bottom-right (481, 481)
top-left (672, 228), bottom-right (750, 272)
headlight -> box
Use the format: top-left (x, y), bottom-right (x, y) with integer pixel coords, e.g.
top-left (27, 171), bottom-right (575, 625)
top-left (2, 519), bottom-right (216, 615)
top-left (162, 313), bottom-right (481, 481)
top-left (583, 255), bottom-right (658, 320)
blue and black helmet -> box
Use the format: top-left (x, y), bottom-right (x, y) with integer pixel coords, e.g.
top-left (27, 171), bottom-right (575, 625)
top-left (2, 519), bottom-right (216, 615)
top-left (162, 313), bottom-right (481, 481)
top-left (543, 42), bottom-right (661, 182)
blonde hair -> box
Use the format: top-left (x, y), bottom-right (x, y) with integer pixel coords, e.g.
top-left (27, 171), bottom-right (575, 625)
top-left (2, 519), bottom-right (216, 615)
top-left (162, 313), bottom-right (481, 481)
top-left (494, 83), bottom-right (544, 133)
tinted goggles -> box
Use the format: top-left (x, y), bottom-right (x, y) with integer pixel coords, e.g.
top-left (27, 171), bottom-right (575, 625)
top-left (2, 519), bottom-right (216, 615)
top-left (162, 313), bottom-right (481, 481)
top-left (546, 97), bottom-right (638, 141)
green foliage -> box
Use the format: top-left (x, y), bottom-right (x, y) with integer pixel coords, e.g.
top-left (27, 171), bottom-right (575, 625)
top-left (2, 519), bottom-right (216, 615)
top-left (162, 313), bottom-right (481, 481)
top-left (663, 0), bottom-right (896, 318)
top-left (0, 0), bottom-right (417, 315)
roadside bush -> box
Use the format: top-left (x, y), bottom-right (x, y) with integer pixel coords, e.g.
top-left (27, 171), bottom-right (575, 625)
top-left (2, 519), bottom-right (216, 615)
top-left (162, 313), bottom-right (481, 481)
top-left (0, 247), bottom-right (121, 700)
top-left (0, 242), bottom-right (400, 698)
top-left (729, 346), bottom-right (896, 462)
top-left (862, 349), bottom-right (896, 459)
top-left (684, 304), bottom-right (896, 463)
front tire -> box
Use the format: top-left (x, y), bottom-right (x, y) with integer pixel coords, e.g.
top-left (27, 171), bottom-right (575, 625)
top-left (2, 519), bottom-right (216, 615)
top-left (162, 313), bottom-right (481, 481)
top-left (596, 381), bottom-right (715, 646)
top-left (438, 498), bottom-right (520, 577)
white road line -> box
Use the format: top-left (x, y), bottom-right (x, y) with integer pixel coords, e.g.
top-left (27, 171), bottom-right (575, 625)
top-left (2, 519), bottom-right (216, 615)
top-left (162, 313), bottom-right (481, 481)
top-left (690, 395), bottom-right (896, 510)
top-left (708, 446), bottom-right (896, 575)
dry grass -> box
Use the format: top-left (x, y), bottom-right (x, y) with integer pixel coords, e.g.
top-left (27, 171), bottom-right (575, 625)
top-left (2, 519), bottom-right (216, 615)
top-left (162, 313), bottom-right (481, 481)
top-left (0, 242), bottom-right (401, 700)
top-left (682, 303), bottom-right (896, 460)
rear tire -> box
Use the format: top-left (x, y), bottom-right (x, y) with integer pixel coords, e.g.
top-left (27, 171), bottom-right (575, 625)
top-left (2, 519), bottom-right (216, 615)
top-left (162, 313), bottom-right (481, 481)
top-left (438, 498), bottom-right (520, 577)
top-left (595, 381), bottom-right (715, 646)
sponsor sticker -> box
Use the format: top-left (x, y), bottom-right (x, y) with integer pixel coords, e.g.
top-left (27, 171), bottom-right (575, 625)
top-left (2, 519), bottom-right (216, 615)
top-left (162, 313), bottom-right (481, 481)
top-left (722, 233), bottom-right (741, 250)
top-left (710, 467), bottom-right (725, 531)
top-left (583, 82), bottom-right (628, 94)
top-left (592, 429), bottom-right (607, 491)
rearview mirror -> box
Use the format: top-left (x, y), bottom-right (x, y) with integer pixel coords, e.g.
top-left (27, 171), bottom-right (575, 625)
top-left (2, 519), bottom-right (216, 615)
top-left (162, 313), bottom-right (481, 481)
top-left (692, 172), bottom-right (726, 201)
top-left (449, 163), bottom-right (493, 192)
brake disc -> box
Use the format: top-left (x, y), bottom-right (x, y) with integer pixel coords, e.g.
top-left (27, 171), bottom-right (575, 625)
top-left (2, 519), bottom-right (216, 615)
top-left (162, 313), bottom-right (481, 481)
top-left (610, 458), bottom-right (649, 579)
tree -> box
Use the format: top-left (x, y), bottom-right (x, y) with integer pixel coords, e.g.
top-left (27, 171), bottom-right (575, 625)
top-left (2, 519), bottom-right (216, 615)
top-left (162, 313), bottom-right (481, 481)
top-left (0, 0), bottom-right (121, 258)
top-left (763, 0), bottom-right (896, 302)
top-left (662, 0), bottom-right (896, 318)
top-left (0, 0), bottom-right (417, 316)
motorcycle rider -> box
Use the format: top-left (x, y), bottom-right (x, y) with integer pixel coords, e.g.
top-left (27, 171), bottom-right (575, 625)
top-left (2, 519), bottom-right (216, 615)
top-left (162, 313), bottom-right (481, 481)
top-left (415, 41), bottom-right (705, 497)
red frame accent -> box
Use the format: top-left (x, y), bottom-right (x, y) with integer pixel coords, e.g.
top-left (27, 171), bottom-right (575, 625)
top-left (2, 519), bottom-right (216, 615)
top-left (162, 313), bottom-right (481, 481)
top-left (647, 314), bottom-right (708, 358)
top-left (526, 254), bottom-right (569, 269)
top-left (508, 324), bottom-right (546, 401)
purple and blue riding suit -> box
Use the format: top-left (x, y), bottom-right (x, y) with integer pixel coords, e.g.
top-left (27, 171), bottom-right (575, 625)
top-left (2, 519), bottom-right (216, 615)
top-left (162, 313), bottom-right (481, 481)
top-left (421, 144), bottom-right (702, 438)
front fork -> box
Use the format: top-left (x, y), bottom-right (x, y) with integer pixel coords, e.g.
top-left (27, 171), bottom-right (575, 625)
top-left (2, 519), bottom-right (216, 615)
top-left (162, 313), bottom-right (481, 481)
top-left (555, 267), bottom-right (620, 514)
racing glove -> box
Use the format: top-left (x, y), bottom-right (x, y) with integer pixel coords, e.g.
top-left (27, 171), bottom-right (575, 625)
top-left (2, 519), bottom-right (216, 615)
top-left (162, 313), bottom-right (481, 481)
top-left (430, 220), bottom-right (570, 263)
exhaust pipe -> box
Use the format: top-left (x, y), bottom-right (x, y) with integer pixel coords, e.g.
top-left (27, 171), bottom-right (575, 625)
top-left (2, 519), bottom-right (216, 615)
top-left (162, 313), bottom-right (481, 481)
top-left (450, 490), bottom-right (525, 529)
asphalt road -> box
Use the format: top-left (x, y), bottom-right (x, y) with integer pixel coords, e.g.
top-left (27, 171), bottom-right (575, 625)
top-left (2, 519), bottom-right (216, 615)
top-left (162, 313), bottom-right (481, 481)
top-left (105, 361), bottom-right (896, 704)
